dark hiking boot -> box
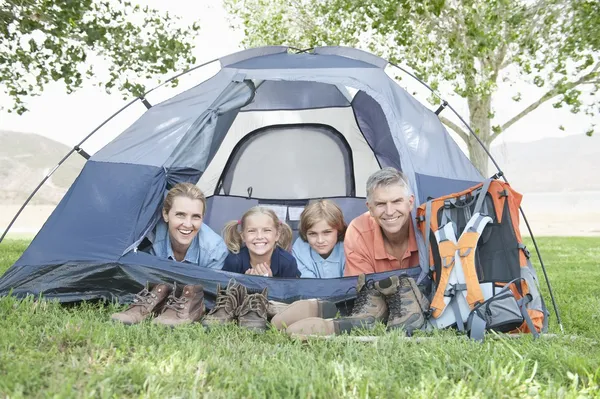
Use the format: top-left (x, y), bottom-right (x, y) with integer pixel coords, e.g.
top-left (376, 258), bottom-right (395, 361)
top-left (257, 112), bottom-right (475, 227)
top-left (285, 316), bottom-right (377, 338)
top-left (111, 283), bottom-right (170, 325)
top-left (201, 280), bottom-right (241, 328)
top-left (271, 299), bottom-right (338, 330)
top-left (350, 274), bottom-right (388, 322)
top-left (153, 284), bottom-right (205, 327)
top-left (238, 287), bottom-right (269, 332)
top-left (377, 275), bottom-right (430, 334)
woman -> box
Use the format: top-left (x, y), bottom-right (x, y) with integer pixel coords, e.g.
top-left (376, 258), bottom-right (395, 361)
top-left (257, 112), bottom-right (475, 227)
top-left (149, 182), bottom-right (227, 268)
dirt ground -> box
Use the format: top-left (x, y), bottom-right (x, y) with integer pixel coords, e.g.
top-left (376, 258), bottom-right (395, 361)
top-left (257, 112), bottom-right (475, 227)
top-left (1, 204), bottom-right (599, 239)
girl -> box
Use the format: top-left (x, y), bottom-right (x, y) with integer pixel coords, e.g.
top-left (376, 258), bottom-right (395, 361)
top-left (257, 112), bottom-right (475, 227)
top-left (222, 207), bottom-right (299, 278)
top-left (149, 182), bottom-right (228, 269)
top-left (292, 200), bottom-right (347, 278)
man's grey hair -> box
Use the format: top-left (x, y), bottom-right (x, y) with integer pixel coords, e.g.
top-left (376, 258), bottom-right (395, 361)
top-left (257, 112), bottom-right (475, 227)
top-left (366, 167), bottom-right (413, 203)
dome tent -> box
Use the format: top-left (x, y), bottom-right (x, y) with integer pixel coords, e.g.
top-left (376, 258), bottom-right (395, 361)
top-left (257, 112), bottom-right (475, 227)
top-left (1, 46), bottom-right (519, 308)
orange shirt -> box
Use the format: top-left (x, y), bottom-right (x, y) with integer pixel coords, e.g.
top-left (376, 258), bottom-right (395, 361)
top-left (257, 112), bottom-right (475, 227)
top-left (343, 212), bottom-right (419, 276)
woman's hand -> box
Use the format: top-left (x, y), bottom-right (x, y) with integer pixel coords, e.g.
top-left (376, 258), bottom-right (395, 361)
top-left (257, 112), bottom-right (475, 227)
top-left (245, 262), bottom-right (272, 277)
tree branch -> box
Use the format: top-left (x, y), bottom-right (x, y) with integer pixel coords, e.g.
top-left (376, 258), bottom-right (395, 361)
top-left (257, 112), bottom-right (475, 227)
top-left (492, 61), bottom-right (600, 141)
top-left (440, 116), bottom-right (469, 143)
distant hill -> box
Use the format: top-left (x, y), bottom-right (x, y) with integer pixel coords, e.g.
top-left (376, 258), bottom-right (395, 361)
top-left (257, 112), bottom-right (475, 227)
top-left (490, 134), bottom-right (599, 193)
top-left (0, 131), bottom-right (85, 205)
top-left (0, 131), bottom-right (597, 206)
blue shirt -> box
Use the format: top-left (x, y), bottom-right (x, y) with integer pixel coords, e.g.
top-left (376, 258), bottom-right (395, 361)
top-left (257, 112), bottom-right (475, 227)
top-left (148, 220), bottom-right (227, 269)
top-left (223, 246), bottom-right (300, 278)
top-left (292, 239), bottom-right (345, 278)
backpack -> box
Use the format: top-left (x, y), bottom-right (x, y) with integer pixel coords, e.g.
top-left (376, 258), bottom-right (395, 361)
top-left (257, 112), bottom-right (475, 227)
top-left (416, 179), bottom-right (548, 340)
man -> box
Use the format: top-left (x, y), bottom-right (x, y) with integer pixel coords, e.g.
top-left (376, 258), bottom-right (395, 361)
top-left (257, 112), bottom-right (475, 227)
top-left (344, 167), bottom-right (419, 276)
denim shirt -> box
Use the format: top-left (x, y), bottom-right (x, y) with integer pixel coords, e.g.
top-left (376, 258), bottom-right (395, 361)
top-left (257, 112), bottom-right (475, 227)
top-left (149, 220), bottom-right (227, 269)
top-left (292, 238), bottom-right (345, 278)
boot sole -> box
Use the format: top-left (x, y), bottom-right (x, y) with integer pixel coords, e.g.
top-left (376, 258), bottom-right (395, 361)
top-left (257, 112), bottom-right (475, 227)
top-left (271, 300), bottom-right (338, 330)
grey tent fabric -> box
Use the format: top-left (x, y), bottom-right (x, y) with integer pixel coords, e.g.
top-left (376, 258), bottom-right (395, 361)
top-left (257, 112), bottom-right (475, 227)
top-left (313, 46), bottom-right (388, 68)
top-left (228, 53), bottom-right (380, 70)
top-left (242, 80), bottom-right (350, 111)
top-left (92, 69), bottom-right (238, 166)
top-left (165, 80), bottom-right (256, 171)
top-left (219, 46), bottom-right (288, 68)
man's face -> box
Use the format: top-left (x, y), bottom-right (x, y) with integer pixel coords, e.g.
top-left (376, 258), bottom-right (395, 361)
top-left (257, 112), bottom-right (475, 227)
top-left (367, 184), bottom-right (414, 236)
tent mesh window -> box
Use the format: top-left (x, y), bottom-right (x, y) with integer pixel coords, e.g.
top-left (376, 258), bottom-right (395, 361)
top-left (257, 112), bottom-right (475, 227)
top-left (216, 124), bottom-right (355, 198)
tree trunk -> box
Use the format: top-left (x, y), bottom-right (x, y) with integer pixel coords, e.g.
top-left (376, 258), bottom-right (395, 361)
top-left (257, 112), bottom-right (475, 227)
top-left (467, 95), bottom-right (493, 177)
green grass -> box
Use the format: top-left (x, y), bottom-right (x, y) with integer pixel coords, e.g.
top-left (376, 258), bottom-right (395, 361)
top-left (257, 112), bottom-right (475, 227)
top-left (0, 237), bottom-right (599, 398)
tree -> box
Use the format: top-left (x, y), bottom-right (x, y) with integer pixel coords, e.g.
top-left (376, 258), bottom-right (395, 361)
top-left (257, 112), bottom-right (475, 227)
top-left (224, 0), bottom-right (599, 175)
top-left (1, 0), bottom-right (200, 114)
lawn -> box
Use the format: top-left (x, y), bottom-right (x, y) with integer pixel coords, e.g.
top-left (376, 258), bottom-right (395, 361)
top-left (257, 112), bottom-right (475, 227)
top-left (0, 237), bottom-right (599, 398)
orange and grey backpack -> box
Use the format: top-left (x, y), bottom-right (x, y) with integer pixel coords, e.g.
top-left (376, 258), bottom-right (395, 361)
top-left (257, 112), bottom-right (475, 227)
top-left (416, 179), bottom-right (548, 340)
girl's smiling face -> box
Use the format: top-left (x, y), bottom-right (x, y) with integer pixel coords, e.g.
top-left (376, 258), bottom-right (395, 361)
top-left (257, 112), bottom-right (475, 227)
top-left (241, 213), bottom-right (280, 257)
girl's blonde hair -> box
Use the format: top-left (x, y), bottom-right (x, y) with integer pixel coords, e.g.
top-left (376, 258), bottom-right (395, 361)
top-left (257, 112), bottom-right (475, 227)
top-left (163, 183), bottom-right (207, 216)
top-left (299, 199), bottom-right (347, 242)
top-left (222, 206), bottom-right (293, 254)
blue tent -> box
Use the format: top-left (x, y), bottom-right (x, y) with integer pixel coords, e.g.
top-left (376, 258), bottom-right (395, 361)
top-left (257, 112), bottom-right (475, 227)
top-left (0, 46), bottom-right (486, 306)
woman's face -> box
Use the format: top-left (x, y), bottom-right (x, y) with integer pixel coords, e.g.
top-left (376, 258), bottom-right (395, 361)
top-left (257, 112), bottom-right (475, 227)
top-left (306, 219), bottom-right (338, 259)
top-left (163, 196), bottom-right (204, 251)
top-left (241, 213), bottom-right (280, 257)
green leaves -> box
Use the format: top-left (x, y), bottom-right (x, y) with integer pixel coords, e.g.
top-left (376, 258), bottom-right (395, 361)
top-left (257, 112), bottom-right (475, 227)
top-left (0, 0), bottom-right (200, 114)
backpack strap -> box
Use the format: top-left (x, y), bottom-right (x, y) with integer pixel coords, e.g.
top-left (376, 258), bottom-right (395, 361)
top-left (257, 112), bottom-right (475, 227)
top-left (430, 225), bottom-right (458, 318)
top-left (424, 199), bottom-right (434, 274)
top-left (473, 179), bottom-right (493, 216)
top-left (457, 213), bottom-right (490, 309)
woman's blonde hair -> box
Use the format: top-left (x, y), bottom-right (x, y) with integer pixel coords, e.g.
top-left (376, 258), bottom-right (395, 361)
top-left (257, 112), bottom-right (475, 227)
top-left (163, 183), bottom-right (207, 217)
top-left (299, 199), bottom-right (347, 242)
top-left (222, 206), bottom-right (293, 254)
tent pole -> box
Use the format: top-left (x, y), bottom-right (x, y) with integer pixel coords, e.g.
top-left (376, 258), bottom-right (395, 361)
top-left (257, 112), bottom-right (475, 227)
top-left (0, 97), bottom-right (139, 244)
top-left (0, 57), bottom-right (223, 244)
top-left (388, 61), bottom-right (564, 333)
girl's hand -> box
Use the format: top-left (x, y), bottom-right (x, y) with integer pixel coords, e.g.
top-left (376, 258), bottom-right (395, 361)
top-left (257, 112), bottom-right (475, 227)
top-left (254, 262), bottom-right (272, 277)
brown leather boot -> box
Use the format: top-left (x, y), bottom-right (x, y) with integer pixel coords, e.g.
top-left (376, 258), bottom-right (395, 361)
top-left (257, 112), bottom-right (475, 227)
top-left (377, 275), bottom-right (429, 334)
top-left (111, 283), bottom-right (170, 325)
top-left (271, 299), bottom-right (338, 330)
top-left (351, 274), bottom-right (388, 321)
top-left (201, 280), bottom-right (241, 328)
top-left (238, 287), bottom-right (269, 332)
top-left (153, 284), bottom-right (205, 327)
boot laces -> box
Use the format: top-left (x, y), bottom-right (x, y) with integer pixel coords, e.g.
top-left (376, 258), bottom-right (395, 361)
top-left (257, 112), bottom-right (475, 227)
top-left (239, 294), bottom-right (267, 317)
top-left (131, 288), bottom-right (155, 306)
top-left (351, 280), bottom-right (376, 315)
top-left (387, 292), bottom-right (405, 318)
top-left (208, 290), bottom-right (236, 315)
top-left (164, 294), bottom-right (188, 313)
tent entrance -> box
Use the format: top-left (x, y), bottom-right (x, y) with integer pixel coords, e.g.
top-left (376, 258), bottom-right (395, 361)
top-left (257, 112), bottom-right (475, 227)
top-left (214, 124), bottom-right (355, 199)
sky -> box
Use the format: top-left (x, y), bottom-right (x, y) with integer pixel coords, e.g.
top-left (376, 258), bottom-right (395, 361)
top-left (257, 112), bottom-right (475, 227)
top-left (0, 0), bottom-right (597, 155)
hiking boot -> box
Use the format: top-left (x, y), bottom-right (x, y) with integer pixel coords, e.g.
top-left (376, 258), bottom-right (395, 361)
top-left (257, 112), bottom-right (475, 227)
top-left (271, 299), bottom-right (338, 330)
top-left (285, 316), bottom-right (377, 338)
top-left (153, 284), bottom-right (205, 327)
top-left (238, 287), bottom-right (269, 332)
top-left (350, 274), bottom-right (388, 321)
top-left (111, 283), bottom-right (170, 325)
top-left (201, 280), bottom-right (241, 328)
top-left (267, 300), bottom-right (290, 319)
top-left (377, 275), bottom-right (430, 334)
